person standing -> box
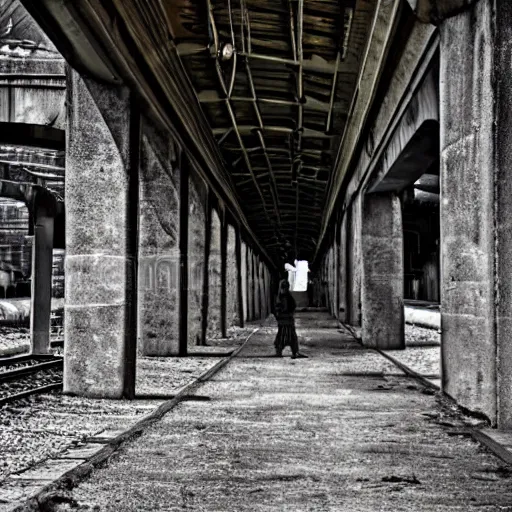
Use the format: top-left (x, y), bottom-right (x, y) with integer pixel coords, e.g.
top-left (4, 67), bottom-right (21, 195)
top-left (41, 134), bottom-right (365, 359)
top-left (273, 279), bottom-right (307, 358)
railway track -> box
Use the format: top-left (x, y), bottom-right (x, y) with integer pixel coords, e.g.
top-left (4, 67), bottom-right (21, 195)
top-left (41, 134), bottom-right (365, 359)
top-left (0, 354), bottom-right (63, 406)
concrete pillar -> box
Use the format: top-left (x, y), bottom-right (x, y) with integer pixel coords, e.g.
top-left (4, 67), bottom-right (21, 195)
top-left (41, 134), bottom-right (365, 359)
top-left (188, 173), bottom-right (206, 348)
top-left (241, 240), bottom-right (248, 323)
top-left (65, 71), bottom-right (138, 398)
top-left (258, 261), bottom-right (265, 318)
top-left (235, 228), bottom-right (244, 328)
top-left (361, 193), bottom-right (404, 349)
top-left (226, 224), bottom-right (238, 328)
top-left (31, 210), bottom-right (54, 355)
top-left (207, 209), bottom-right (222, 336)
top-left (347, 196), bottom-right (362, 326)
top-left (178, 156), bottom-right (189, 357)
top-left (200, 191), bottom-right (212, 345)
top-left (439, 0), bottom-right (512, 425)
top-left (220, 212), bottom-right (227, 338)
top-left (338, 215), bottom-right (348, 323)
top-left (247, 247), bottom-right (254, 320)
top-left (253, 254), bottom-right (260, 319)
top-left (138, 117), bottom-right (180, 356)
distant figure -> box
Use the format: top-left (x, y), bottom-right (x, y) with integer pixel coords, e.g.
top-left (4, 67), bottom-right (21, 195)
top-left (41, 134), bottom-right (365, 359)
top-left (274, 279), bottom-right (307, 359)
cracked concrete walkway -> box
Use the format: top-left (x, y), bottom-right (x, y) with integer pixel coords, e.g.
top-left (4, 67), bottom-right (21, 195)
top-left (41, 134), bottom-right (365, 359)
top-left (64, 313), bottom-right (512, 511)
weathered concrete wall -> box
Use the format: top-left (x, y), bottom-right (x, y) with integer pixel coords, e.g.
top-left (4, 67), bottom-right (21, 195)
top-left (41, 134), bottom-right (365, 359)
top-left (342, 21), bottom-right (436, 210)
top-left (440, 0), bottom-right (496, 421)
top-left (188, 173), bottom-right (206, 347)
top-left (137, 119), bottom-right (180, 356)
top-left (361, 193), bottom-right (404, 349)
top-left (65, 72), bottom-right (136, 397)
top-left (494, 1), bottom-right (512, 429)
top-left (226, 224), bottom-right (238, 327)
top-left (207, 209), bottom-right (222, 337)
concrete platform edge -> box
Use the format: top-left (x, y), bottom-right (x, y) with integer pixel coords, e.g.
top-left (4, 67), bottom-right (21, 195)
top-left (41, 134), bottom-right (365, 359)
top-left (6, 328), bottom-right (260, 512)
top-left (375, 345), bottom-right (512, 472)
top-left (375, 348), bottom-right (440, 391)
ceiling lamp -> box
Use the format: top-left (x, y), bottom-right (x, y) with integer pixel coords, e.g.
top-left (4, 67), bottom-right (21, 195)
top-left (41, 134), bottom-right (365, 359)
top-left (220, 42), bottom-right (234, 61)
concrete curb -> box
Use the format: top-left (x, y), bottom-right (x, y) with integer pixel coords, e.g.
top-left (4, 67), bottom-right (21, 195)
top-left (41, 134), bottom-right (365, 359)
top-left (374, 346), bottom-right (512, 471)
top-left (8, 328), bottom-right (259, 512)
top-left (375, 348), bottom-right (440, 391)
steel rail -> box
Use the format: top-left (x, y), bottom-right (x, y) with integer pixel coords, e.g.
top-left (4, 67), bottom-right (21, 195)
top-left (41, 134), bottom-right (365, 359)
top-left (0, 358), bottom-right (63, 382)
top-left (0, 382), bottom-right (62, 407)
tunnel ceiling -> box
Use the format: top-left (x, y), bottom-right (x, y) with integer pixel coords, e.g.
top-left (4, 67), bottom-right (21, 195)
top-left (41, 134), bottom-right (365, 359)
top-left (16, 0), bottom-right (379, 265)
top-left (165, 0), bottom-right (377, 263)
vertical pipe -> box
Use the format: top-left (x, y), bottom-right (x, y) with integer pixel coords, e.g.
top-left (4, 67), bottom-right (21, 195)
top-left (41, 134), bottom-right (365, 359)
top-left (200, 189), bottom-right (212, 346)
top-left (179, 153), bottom-right (189, 356)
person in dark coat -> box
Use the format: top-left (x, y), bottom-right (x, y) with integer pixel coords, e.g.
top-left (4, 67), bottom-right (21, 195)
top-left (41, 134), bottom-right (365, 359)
top-left (274, 279), bottom-right (307, 358)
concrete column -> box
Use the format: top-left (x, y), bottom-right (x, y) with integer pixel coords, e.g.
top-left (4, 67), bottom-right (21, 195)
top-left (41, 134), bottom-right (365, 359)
top-left (138, 117), bottom-right (180, 356)
top-left (338, 215), bottom-right (348, 323)
top-left (253, 254), bottom-right (260, 319)
top-left (178, 156), bottom-right (189, 356)
top-left (361, 193), bottom-right (404, 349)
top-left (347, 196), bottom-right (362, 326)
top-left (235, 228), bottom-right (244, 328)
top-left (65, 71), bottom-right (138, 398)
top-left (207, 209), bottom-right (222, 336)
top-left (440, 0), bottom-right (512, 425)
top-left (247, 248), bottom-right (254, 320)
top-left (31, 211), bottom-right (54, 355)
top-left (188, 173), bottom-right (206, 348)
top-left (220, 212), bottom-right (227, 338)
top-left (241, 240), bottom-right (248, 323)
top-left (226, 225), bottom-right (238, 328)
top-left (258, 261), bottom-right (265, 318)
top-left (200, 191), bottom-right (212, 346)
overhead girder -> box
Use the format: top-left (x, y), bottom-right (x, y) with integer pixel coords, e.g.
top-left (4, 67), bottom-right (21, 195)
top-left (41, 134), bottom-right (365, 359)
top-left (20, 0), bottom-right (381, 264)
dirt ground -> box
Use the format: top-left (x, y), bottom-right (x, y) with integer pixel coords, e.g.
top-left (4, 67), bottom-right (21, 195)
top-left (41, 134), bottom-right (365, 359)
top-left (53, 313), bottom-right (512, 511)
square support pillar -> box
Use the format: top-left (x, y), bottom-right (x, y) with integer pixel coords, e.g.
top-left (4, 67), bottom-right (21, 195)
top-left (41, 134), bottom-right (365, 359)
top-left (200, 191), bottom-right (212, 346)
top-left (137, 117), bottom-right (180, 356)
top-left (235, 227), bottom-right (245, 328)
top-left (338, 214), bottom-right (348, 323)
top-left (247, 247), bottom-right (254, 321)
top-left (361, 193), bottom-right (404, 349)
top-left (65, 71), bottom-right (138, 398)
top-left (30, 213), bottom-right (54, 355)
top-left (241, 240), bottom-right (248, 323)
top-left (440, 0), bottom-right (512, 427)
top-left (178, 156), bottom-right (189, 356)
top-left (220, 211), bottom-right (227, 338)
top-left (347, 197), bottom-right (362, 326)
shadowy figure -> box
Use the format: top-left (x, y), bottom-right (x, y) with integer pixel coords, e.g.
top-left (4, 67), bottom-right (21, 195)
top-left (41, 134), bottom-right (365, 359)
top-left (274, 279), bottom-right (307, 359)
